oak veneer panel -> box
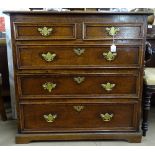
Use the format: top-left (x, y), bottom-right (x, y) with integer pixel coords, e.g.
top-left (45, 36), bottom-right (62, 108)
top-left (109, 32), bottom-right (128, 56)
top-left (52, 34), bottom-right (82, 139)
top-left (16, 45), bottom-right (141, 69)
top-left (20, 103), bottom-right (136, 132)
top-left (83, 23), bottom-right (143, 40)
top-left (14, 23), bottom-right (77, 40)
top-left (17, 73), bottom-right (138, 98)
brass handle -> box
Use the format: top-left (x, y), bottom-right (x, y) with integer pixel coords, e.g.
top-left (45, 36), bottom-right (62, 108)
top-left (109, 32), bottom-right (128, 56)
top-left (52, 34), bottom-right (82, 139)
top-left (106, 27), bottom-right (119, 36)
top-left (101, 82), bottom-right (115, 92)
top-left (42, 52), bottom-right (56, 62)
top-left (74, 77), bottom-right (85, 84)
top-left (103, 51), bottom-right (117, 61)
top-left (100, 113), bottom-right (114, 122)
top-left (42, 82), bottom-right (56, 92)
top-left (73, 106), bottom-right (85, 112)
top-left (73, 48), bottom-right (85, 56)
top-left (43, 114), bottom-right (57, 122)
top-left (38, 27), bottom-right (53, 37)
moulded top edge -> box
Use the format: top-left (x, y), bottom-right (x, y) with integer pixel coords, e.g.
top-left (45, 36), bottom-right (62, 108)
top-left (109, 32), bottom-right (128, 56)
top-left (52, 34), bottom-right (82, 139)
top-left (3, 10), bottom-right (153, 16)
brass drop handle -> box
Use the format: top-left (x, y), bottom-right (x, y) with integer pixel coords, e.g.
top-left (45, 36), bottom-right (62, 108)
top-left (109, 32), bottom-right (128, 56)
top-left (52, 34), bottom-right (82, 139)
top-left (101, 82), bottom-right (115, 92)
top-left (42, 52), bottom-right (56, 62)
top-left (73, 106), bottom-right (85, 112)
top-left (100, 113), bottom-right (114, 122)
top-left (73, 48), bottom-right (85, 56)
top-left (42, 82), bottom-right (56, 92)
top-left (73, 77), bottom-right (85, 84)
top-left (106, 27), bottom-right (120, 36)
top-left (103, 51), bottom-right (117, 61)
top-left (43, 114), bottom-right (57, 123)
top-left (38, 26), bottom-right (53, 37)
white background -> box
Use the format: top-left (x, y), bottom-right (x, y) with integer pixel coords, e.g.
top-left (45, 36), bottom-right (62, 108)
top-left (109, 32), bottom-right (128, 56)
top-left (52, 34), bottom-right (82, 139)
top-left (0, 0), bottom-right (155, 11)
top-left (1, 0), bottom-right (155, 153)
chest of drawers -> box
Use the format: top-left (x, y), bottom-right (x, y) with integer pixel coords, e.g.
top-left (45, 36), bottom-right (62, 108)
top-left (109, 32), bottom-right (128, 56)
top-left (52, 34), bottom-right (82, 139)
top-left (4, 11), bottom-right (150, 143)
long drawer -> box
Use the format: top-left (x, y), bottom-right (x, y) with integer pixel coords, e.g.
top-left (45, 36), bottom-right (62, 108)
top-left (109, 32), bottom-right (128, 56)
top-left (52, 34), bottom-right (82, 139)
top-left (17, 73), bottom-right (139, 99)
top-left (16, 45), bottom-right (141, 69)
top-left (20, 102), bottom-right (137, 133)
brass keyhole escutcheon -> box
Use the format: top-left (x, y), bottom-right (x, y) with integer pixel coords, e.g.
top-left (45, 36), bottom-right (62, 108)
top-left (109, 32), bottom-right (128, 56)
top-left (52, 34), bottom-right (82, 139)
top-left (73, 106), bottom-right (85, 112)
top-left (74, 77), bottom-right (85, 84)
top-left (73, 48), bottom-right (85, 56)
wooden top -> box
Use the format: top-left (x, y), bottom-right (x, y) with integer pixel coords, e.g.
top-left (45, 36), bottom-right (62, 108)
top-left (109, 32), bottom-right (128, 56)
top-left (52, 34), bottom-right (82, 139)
top-left (3, 10), bottom-right (153, 16)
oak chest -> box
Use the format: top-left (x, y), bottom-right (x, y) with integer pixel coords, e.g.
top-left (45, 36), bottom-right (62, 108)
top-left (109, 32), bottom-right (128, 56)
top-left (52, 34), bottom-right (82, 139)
top-left (4, 11), bottom-right (150, 143)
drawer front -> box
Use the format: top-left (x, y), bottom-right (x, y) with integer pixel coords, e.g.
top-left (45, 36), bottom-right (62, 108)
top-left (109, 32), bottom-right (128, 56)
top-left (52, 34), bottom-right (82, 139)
top-left (16, 45), bottom-right (140, 69)
top-left (17, 73), bottom-right (139, 99)
top-left (14, 22), bottom-right (76, 40)
top-left (83, 23), bottom-right (143, 40)
top-left (20, 103), bottom-right (136, 132)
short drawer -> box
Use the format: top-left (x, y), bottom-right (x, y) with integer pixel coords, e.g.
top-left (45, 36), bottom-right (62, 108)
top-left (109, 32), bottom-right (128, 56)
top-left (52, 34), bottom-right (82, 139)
top-left (83, 23), bottom-right (143, 40)
top-left (20, 103), bottom-right (137, 133)
top-left (17, 73), bottom-right (139, 99)
top-left (16, 45), bottom-right (141, 69)
top-left (13, 22), bottom-right (76, 40)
